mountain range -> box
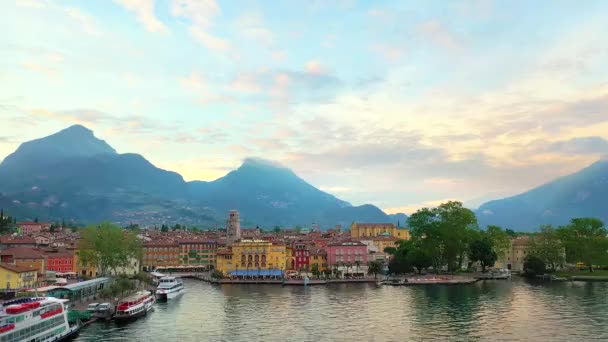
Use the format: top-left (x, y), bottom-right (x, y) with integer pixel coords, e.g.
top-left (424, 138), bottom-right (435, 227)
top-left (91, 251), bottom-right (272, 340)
top-left (0, 125), bottom-right (406, 229)
top-left (477, 158), bottom-right (608, 231)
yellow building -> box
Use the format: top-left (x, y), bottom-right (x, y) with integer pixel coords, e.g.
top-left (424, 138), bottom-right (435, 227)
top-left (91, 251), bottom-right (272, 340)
top-left (350, 223), bottom-right (410, 240)
top-left (371, 235), bottom-right (400, 253)
top-left (495, 236), bottom-right (531, 272)
top-left (73, 248), bottom-right (99, 278)
top-left (215, 240), bottom-right (288, 275)
top-left (0, 263), bottom-right (37, 290)
top-left (310, 248), bottom-right (328, 272)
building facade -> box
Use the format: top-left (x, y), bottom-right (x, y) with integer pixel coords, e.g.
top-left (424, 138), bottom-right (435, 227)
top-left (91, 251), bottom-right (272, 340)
top-left (226, 210), bottom-right (241, 246)
top-left (310, 248), bottom-right (328, 273)
top-left (0, 263), bottom-right (37, 290)
top-left (292, 241), bottom-right (310, 272)
top-left (43, 250), bottom-right (74, 273)
top-left (178, 239), bottom-right (217, 269)
top-left (326, 241), bottom-right (368, 275)
top-left (143, 240), bottom-right (180, 270)
top-left (0, 247), bottom-right (47, 279)
top-left (350, 223), bottom-right (410, 240)
top-left (216, 240), bottom-right (288, 274)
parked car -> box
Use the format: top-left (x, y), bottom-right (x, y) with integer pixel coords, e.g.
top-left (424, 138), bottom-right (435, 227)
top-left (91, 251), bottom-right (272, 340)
top-left (87, 303), bottom-right (100, 312)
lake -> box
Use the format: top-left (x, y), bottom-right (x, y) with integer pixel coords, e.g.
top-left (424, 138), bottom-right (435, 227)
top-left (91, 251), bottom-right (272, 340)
top-left (75, 278), bottom-right (608, 341)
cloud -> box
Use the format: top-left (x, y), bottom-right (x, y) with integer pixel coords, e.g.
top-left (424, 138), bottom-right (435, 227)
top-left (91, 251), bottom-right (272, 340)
top-left (545, 137), bottom-right (608, 154)
top-left (170, 0), bottom-right (219, 28)
top-left (113, 0), bottom-right (167, 33)
top-left (170, 0), bottom-right (229, 51)
top-left (64, 7), bottom-right (103, 36)
top-left (370, 44), bottom-right (406, 62)
top-left (418, 20), bottom-right (463, 51)
top-left (235, 12), bottom-right (274, 47)
top-left (230, 73), bottom-right (260, 94)
top-left (305, 60), bottom-right (328, 75)
top-left (191, 28), bottom-right (231, 51)
top-left (178, 72), bottom-right (225, 103)
top-left (384, 198), bottom-right (459, 215)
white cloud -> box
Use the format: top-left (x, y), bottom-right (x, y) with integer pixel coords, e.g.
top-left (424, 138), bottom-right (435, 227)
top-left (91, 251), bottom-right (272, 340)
top-left (113, 0), bottom-right (167, 33)
top-left (191, 27), bottom-right (231, 51)
top-left (235, 12), bottom-right (274, 47)
top-left (305, 60), bottom-right (327, 75)
top-left (64, 7), bottom-right (103, 36)
top-left (170, 0), bottom-right (220, 28)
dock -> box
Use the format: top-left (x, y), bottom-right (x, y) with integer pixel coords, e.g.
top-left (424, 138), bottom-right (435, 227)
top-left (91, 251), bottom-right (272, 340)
top-left (383, 276), bottom-right (479, 286)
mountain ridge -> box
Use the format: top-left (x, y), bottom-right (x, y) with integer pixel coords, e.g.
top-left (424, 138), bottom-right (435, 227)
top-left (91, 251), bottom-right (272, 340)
top-left (0, 125), bottom-right (406, 228)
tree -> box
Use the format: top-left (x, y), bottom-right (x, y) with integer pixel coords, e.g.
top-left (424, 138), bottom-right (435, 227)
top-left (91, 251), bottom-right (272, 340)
top-left (529, 225), bottom-right (564, 272)
top-left (557, 218), bottom-right (608, 272)
top-left (505, 229), bottom-right (517, 237)
top-left (273, 226), bottom-right (281, 234)
top-left (383, 247), bottom-right (397, 255)
top-left (367, 261), bottom-right (383, 279)
top-left (469, 238), bottom-right (497, 273)
top-left (161, 224), bottom-right (169, 233)
top-left (211, 270), bottom-right (224, 279)
top-left (408, 247), bottom-right (433, 274)
top-left (485, 225), bottom-right (510, 259)
top-left (295, 226), bottom-right (302, 234)
top-left (523, 255), bottom-right (546, 277)
top-left (78, 222), bottom-right (142, 276)
top-left (311, 263), bottom-right (320, 278)
top-left (408, 201), bottom-right (478, 272)
top-left (34, 217), bottom-right (38, 223)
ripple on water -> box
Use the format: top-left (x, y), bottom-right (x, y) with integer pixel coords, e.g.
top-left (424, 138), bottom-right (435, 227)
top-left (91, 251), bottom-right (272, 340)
top-left (74, 279), bottom-right (608, 342)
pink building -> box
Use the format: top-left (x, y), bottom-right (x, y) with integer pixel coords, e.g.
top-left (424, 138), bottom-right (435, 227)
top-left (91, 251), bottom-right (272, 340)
top-left (326, 241), bottom-right (368, 276)
top-left (18, 222), bottom-right (49, 235)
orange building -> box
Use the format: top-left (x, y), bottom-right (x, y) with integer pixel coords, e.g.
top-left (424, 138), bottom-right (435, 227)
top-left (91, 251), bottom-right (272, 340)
top-left (143, 240), bottom-right (180, 270)
top-left (0, 247), bottom-right (47, 280)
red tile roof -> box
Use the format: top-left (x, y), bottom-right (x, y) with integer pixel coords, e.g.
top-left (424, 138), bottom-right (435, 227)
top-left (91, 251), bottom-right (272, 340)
top-left (0, 247), bottom-right (45, 259)
top-left (0, 263), bottom-right (37, 273)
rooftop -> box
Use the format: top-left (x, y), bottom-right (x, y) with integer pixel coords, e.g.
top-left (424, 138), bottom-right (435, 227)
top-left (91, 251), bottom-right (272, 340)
top-left (0, 263), bottom-right (37, 273)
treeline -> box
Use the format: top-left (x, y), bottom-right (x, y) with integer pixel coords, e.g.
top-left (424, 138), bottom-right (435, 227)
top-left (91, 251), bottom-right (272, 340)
top-left (0, 208), bottom-right (17, 234)
top-left (385, 201), bottom-right (608, 275)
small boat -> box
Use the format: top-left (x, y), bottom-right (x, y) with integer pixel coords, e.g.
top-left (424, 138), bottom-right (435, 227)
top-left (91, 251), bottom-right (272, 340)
top-left (92, 303), bottom-right (113, 320)
top-left (0, 297), bottom-right (81, 341)
top-left (156, 276), bottom-right (184, 301)
top-left (113, 291), bottom-right (155, 323)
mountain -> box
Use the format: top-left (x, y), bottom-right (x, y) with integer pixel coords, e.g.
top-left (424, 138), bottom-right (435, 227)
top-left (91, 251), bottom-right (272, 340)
top-left (477, 159), bottom-right (608, 231)
top-left (388, 213), bottom-right (409, 226)
top-left (0, 126), bottom-right (405, 228)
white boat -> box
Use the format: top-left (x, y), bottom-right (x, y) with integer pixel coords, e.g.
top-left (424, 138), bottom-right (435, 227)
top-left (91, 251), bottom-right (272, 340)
top-left (155, 276), bottom-right (184, 300)
top-left (0, 297), bottom-right (81, 341)
top-left (113, 291), bottom-right (155, 323)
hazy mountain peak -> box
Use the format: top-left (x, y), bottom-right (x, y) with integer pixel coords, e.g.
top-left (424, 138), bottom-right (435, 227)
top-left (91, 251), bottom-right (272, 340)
top-left (240, 157), bottom-right (290, 170)
top-left (0, 124), bottom-right (116, 169)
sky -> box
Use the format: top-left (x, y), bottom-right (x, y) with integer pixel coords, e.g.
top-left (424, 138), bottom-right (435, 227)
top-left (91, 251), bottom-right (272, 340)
top-left (1, 0), bottom-right (608, 214)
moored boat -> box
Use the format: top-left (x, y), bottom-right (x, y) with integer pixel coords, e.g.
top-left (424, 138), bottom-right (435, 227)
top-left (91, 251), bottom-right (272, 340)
top-left (156, 276), bottom-right (184, 301)
top-left (113, 291), bottom-right (155, 323)
top-left (0, 297), bottom-right (81, 341)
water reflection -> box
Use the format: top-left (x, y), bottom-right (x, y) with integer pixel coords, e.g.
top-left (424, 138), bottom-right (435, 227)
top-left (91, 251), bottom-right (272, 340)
top-left (75, 278), bottom-right (608, 341)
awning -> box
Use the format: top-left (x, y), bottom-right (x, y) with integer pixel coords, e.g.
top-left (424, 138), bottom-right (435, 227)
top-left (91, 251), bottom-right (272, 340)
top-left (229, 269), bottom-right (283, 277)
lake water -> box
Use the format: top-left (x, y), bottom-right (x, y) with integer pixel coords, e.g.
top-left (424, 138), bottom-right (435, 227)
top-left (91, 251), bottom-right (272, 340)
top-left (75, 278), bottom-right (608, 341)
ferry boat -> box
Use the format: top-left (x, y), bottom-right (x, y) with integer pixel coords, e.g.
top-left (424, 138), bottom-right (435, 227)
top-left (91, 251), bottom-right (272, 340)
top-left (113, 291), bottom-right (155, 323)
top-left (0, 297), bottom-right (81, 342)
top-left (155, 276), bottom-right (184, 301)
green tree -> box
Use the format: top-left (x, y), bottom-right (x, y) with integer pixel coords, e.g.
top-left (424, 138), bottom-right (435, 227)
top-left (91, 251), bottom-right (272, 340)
top-left (161, 224), bottom-right (169, 233)
top-left (311, 263), bottom-right (320, 278)
top-left (557, 218), bottom-right (608, 272)
top-left (383, 246), bottom-right (397, 255)
top-left (367, 260), bottom-right (383, 279)
top-left (407, 201), bottom-right (478, 272)
top-left (523, 255), bottom-right (546, 277)
top-left (273, 226), bottom-right (281, 233)
top-left (485, 225), bottom-right (510, 258)
top-left (408, 247), bottom-right (433, 274)
top-left (529, 225), bottom-right (564, 272)
top-left (468, 238), bottom-right (497, 273)
top-left (78, 222), bottom-right (142, 276)
top-left (505, 229), bottom-right (517, 237)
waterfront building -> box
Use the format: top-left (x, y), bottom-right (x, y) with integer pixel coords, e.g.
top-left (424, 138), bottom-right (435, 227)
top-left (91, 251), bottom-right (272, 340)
top-left (178, 239), bottom-right (217, 269)
top-left (350, 223), bottom-right (410, 240)
top-left (0, 263), bottom-right (37, 290)
top-left (310, 248), bottom-right (328, 273)
top-left (495, 236), bottom-right (532, 272)
top-left (142, 240), bottom-right (180, 270)
top-left (292, 241), bottom-right (310, 272)
top-left (327, 241), bottom-right (368, 276)
top-left (42, 249), bottom-right (74, 273)
top-left (215, 240), bottom-right (287, 275)
top-left (73, 247), bottom-right (99, 278)
top-left (0, 247), bottom-right (47, 279)
top-left (226, 210), bottom-right (241, 246)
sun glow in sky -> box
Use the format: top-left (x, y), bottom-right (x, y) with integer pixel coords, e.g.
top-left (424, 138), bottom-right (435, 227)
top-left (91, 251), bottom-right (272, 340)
top-left (2, 0), bottom-right (608, 214)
